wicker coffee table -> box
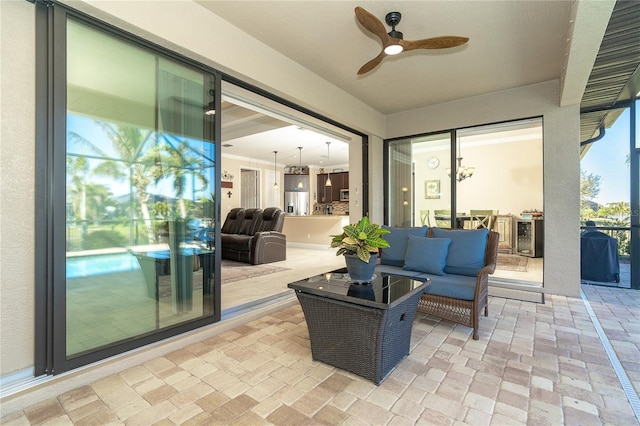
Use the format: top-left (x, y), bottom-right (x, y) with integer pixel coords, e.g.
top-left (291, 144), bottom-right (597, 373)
top-left (288, 270), bottom-right (428, 385)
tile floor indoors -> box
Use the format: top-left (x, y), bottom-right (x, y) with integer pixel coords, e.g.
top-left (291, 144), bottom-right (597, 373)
top-left (1, 248), bottom-right (638, 425)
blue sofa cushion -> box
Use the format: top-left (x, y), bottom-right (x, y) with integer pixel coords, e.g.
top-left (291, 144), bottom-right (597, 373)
top-left (432, 228), bottom-right (489, 276)
top-left (380, 225), bottom-right (428, 267)
top-left (422, 280), bottom-right (476, 301)
top-left (403, 236), bottom-right (451, 276)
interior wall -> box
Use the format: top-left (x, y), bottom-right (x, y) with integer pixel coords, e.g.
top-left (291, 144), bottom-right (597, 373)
top-left (0, 0), bottom-right (37, 378)
top-left (220, 156), bottom-right (282, 215)
top-left (386, 80), bottom-right (581, 297)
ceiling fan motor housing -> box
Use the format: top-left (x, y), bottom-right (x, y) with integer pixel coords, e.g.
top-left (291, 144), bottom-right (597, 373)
top-left (385, 11), bottom-right (403, 39)
top-left (385, 11), bottom-right (401, 26)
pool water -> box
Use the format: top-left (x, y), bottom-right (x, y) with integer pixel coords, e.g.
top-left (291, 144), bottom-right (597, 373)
top-left (66, 252), bottom-right (140, 279)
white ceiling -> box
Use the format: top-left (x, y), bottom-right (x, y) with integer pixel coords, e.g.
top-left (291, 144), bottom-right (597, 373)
top-left (198, 1), bottom-right (611, 167)
top-left (199, 0), bottom-right (575, 114)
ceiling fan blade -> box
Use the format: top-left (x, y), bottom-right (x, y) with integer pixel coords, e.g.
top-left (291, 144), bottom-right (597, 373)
top-left (400, 36), bottom-right (469, 52)
top-left (357, 51), bottom-right (386, 75)
top-left (355, 6), bottom-right (390, 46)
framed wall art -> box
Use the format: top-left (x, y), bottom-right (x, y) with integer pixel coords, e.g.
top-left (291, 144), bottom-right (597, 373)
top-left (425, 180), bottom-right (440, 199)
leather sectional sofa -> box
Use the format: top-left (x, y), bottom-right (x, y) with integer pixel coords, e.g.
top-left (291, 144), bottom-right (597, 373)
top-left (220, 207), bottom-right (286, 264)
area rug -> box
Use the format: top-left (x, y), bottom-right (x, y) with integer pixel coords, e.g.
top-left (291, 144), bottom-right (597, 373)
top-left (221, 260), bottom-right (291, 285)
top-left (496, 254), bottom-right (529, 272)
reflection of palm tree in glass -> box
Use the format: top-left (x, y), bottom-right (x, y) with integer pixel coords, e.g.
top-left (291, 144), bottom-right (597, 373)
top-left (84, 184), bottom-right (115, 225)
top-left (150, 138), bottom-right (208, 219)
top-left (68, 156), bottom-right (117, 244)
top-left (67, 156), bottom-right (90, 243)
top-left (69, 122), bottom-right (157, 244)
top-left (70, 122), bottom-right (210, 244)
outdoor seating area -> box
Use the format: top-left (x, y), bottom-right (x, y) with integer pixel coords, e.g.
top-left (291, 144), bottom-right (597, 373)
top-left (376, 226), bottom-right (499, 339)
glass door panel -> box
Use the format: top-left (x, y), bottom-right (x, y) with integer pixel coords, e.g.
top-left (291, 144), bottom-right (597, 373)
top-left (412, 133), bottom-right (452, 228)
top-left (457, 119), bottom-right (543, 284)
top-left (387, 132), bottom-right (452, 227)
top-left (66, 19), bottom-right (216, 358)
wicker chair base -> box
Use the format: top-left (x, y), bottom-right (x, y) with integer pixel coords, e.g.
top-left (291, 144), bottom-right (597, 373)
top-left (417, 293), bottom-right (487, 340)
top-left (296, 290), bottom-right (423, 385)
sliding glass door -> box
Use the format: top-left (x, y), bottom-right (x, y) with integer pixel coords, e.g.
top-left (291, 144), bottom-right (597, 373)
top-left (43, 11), bottom-right (221, 373)
top-left (385, 118), bottom-right (544, 287)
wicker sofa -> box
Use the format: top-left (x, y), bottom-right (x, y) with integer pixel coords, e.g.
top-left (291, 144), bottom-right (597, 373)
top-left (375, 226), bottom-right (499, 340)
top-left (220, 207), bottom-right (286, 264)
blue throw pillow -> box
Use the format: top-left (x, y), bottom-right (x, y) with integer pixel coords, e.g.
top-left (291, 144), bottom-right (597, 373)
top-left (431, 228), bottom-right (489, 276)
top-left (380, 225), bottom-right (428, 266)
top-left (403, 236), bottom-right (451, 276)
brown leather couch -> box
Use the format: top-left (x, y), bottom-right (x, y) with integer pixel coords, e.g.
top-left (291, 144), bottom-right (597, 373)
top-left (220, 207), bottom-right (286, 264)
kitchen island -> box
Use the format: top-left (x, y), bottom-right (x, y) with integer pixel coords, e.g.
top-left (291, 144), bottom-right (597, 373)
top-left (282, 215), bottom-right (350, 246)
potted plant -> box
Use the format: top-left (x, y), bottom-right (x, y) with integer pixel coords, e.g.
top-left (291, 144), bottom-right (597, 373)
top-left (330, 216), bottom-right (390, 282)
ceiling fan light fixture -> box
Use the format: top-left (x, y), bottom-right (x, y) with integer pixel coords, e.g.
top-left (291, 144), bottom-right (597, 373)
top-left (384, 43), bottom-right (403, 55)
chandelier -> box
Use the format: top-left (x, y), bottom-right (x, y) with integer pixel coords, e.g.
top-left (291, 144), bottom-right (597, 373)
top-left (446, 138), bottom-right (474, 182)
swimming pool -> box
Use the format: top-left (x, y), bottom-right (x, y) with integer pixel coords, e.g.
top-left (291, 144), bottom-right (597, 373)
top-left (66, 252), bottom-right (140, 279)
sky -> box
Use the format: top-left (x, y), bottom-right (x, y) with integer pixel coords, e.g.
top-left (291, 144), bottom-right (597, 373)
top-left (581, 108), bottom-right (632, 206)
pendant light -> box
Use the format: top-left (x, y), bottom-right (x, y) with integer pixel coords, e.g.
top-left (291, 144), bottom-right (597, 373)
top-left (273, 151), bottom-right (279, 190)
top-left (325, 142), bottom-right (332, 187)
top-left (297, 147), bottom-right (304, 189)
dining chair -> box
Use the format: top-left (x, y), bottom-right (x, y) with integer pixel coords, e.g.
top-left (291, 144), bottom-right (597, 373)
top-left (419, 209), bottom-right (431, 226)
top-left (433, 209), bottom-right (451, 228)
top-left (469, 209), bottom-right (498, 230)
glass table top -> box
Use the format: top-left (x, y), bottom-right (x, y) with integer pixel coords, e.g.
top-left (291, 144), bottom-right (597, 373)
top-left (288, 269), bottom-right (428, 309)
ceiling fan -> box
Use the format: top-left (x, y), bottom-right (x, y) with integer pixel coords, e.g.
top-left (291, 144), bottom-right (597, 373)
top-left (355, 6), bottom-right (469, 75)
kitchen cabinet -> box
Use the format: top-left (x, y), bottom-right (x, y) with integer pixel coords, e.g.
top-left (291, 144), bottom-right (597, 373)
top-left (317, 172), bottom-right (349, 202)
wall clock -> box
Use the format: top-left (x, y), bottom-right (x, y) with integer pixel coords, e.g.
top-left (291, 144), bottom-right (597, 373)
top-left (427, 156), bottom-right (440, 169)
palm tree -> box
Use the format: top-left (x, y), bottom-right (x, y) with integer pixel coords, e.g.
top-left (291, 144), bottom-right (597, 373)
top-left (69, 122), bottom-right (210, 245)
top-left (150, 137), bottom-right (209, 219)
top-left (69, 122), bottom-right (157, 244)
top-left (607, 201), bottom-right (630, 223)
top-left (84, 184), bottom-right (116, 225)
top-left (67, 156), bottom-right (90, 245)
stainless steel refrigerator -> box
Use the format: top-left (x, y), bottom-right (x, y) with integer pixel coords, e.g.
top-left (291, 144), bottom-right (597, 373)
top-left (284, 191), bottom-right (309, 216)
top-left (284, 174), bottom-right (310, 216)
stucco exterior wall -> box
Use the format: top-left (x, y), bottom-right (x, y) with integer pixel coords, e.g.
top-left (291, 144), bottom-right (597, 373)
top-left (0, 0), bottom-right (37, 379)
